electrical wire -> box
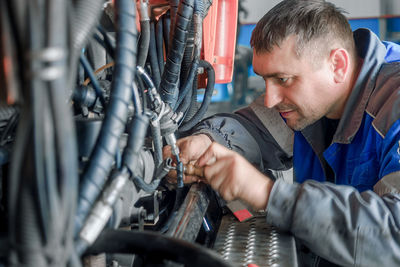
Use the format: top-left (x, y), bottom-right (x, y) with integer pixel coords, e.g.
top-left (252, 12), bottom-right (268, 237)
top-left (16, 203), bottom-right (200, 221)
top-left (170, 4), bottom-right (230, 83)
top-left (79, 54), bottom-right (107, 108)
top-left (82, 62), bottom-right (115, 86)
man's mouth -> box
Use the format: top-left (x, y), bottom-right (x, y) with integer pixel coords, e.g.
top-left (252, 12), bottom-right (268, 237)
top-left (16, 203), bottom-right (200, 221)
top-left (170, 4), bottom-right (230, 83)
top-left (278, 110), bottom-right (294, 118)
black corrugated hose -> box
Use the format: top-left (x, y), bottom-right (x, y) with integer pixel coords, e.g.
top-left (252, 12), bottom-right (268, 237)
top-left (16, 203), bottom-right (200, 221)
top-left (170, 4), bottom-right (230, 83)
top-left (179, 22), bottom-right (195, 92)
top-left (175, 0), bottom-right (204, 112)
top-left (159, 0), bottom-right (195, 108)
top-left (67, 0), bottom-right (105, 96)
top-left (179, 0), bottom-right (204, 96)
top-left (179, 60), bottom-right (215, 132)
top-left (168, 0), bottom-right (179, 52)
top-left (75, 0), bottom-right (137, 236)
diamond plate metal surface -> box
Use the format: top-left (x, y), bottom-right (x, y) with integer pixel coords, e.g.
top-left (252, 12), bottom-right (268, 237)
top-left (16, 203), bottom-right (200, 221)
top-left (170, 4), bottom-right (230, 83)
top-left (213, 213), bottom-right (298, 267)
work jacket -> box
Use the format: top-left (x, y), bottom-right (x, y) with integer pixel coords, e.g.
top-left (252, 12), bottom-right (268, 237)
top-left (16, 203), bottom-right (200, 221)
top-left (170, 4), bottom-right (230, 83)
top-left (193, 28), bottom-right (400, 266)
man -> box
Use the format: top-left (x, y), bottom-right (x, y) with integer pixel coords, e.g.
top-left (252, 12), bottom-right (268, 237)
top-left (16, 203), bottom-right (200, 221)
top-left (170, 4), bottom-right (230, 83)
top-left (164, 0), bottom-right (400, 265)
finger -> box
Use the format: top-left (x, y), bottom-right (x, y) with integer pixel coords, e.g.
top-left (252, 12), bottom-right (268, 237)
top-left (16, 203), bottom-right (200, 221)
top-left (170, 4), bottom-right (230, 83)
top-left (167, 169), bottom-right (177, 180)
top-left (177, 135), bottom-right (212, 164)
top-left (177, 140), bottom-right (197, 164)
top-left (183, 175), bottom-right (201, 183)
top-left (196, 144), bottom-right (216, 167)
top-left (218, 179), bottom-right (236, 202)
top-left (162, 145), bottom-right (172, 159)
top-left (166, 169), bottom-right (201, 184)
top-left (197, 142), bottom-right (232, 167)
top-left (202, 158), bottom-right (227, 189)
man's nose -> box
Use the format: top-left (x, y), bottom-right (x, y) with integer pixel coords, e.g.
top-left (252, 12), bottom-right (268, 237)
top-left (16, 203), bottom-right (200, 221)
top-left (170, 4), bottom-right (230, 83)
top-left (263, 81), bottom-right (283, 108)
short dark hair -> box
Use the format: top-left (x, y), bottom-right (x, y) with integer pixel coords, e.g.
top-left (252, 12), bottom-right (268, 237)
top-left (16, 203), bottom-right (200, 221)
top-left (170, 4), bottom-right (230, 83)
top-left (250, 0), bottom-right (355, 59)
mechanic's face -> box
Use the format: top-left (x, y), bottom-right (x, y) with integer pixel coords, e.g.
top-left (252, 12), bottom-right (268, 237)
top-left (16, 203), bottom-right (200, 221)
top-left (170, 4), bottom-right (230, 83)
top-left (252, 36), bottom-right (340, 131)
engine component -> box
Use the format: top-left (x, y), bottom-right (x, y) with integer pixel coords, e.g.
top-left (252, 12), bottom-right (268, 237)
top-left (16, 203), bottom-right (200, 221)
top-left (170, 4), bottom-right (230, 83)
top-left (0, 0), bottom-right (244, 266)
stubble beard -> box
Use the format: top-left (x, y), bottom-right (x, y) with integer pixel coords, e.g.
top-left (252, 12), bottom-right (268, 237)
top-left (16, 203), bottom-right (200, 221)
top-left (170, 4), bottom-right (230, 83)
top-left (285, 109), bottom-right (323, 131)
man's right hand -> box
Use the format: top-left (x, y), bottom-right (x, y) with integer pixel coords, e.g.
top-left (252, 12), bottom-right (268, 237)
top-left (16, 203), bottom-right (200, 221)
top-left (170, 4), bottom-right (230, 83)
top-left (162, 134), bottom-right (212, 183)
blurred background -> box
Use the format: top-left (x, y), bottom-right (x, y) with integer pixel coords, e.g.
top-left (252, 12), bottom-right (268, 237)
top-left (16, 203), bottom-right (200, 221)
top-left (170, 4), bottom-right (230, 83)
top-left (205, 0), bottom-right (400, 116)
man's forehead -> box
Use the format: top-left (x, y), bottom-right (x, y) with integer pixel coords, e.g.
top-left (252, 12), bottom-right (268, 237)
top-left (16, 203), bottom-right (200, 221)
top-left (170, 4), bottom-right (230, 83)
top-left (253, 35), bottom-right (298, 54)
top-left (251, 43), bottom-right (316, 77)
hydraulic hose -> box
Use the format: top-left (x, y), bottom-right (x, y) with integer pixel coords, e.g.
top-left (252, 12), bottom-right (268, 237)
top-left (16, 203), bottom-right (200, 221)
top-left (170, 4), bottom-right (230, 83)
top-left (179, 22), bottom-right (194, 89)
top-left (137, 0), bottom-right (150, 68)
top-left (9, 0), bottom-right (79, 265)
top-left (149, 21), bottom-right (161, 88)
top-left (137, 66), bottom-right (162, 111)
top-left (94, 26), bottom-right (116, 59)
top-left (71, 0), bottom-right (104, 56)
top-left (168, 0), bottom-right (179, 52)
top-left (181, 75), bottom-right (199, 123)
top-left (47, 3), bottom-right (80, 262)
top-left (77, 80), bottom-right (145, 255)
top-left (122, 114), bottom-right (149, 173)
top-left (175, 4), bottom-right (204, 110)
top-left (159, 0), bottom-right (195, 108)
top-left (179, 0), bottom-right (204, 91)
top-left (150, 116), bottom-right (163, 168)
top-left (132, 81), bottom-right (143, 116)
top-left (75, 0), bottom-right (137, 235)
top-left (179, 60), bottom-right (215, 132)
top-left (176, 78), bottom-right (193, 117)
top-left (68, 0), bottom-right (105, 96)
top-left (136, 66), bottom-right (169, 170)
top-left (132, 157), bottom-right (173, 193)
top-left (162, 12), bottom-right (171, 53)
top-left (155, 18), bottom-right (164, 75)
top-left (86, 229), bottom-right (232, 267)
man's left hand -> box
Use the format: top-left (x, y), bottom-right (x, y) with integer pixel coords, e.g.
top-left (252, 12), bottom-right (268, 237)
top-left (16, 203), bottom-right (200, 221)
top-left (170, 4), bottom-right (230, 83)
top-left (196, 142), bottom-right (274, 210)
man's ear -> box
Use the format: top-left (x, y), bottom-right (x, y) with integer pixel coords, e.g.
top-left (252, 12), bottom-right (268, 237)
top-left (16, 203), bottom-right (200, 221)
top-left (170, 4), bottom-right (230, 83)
top-left (330, 48), bottom-right (349, 83)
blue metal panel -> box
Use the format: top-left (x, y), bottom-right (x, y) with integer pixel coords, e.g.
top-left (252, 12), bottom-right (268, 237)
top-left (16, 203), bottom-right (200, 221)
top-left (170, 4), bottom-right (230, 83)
top-left (197, 83), bottom-right (232, 102)
top-left (237, 24), bottom-right (256, 47)
top-left (348, 18), bottom-right (380, 36)
top-left (387, 18), bottom-right (400, 33)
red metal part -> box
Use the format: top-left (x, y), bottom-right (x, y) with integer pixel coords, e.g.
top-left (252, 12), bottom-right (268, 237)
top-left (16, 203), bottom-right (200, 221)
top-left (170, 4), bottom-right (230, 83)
top-left (202, 0), bottom-right (238, 83)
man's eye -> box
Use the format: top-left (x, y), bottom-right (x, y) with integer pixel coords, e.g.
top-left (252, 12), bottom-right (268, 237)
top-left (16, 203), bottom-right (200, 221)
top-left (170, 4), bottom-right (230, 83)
top-left (279, 77), bottom-right (289, 83)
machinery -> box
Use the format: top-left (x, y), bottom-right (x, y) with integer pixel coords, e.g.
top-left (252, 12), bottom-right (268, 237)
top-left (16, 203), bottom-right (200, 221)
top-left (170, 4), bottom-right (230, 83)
top-left (0, 0), bottom-right (296, 266)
